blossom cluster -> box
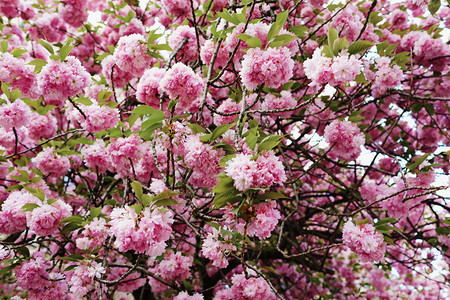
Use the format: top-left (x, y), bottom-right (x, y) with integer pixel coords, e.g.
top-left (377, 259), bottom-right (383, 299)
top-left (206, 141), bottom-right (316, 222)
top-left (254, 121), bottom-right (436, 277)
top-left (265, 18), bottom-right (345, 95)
top-left (343, 221), bottom-right (386, 263)
top-left (225, 151), bottom-right (287, 192)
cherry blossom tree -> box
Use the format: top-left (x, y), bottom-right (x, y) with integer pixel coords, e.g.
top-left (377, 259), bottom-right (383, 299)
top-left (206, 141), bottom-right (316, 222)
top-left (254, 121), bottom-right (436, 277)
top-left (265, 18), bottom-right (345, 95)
top-left (0, 0), bottom-right (449, 299)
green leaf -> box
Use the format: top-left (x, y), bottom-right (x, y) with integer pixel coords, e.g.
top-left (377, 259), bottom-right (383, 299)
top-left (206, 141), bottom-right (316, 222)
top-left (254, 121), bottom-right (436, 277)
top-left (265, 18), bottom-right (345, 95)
top-left (355, 218), bottom-right (370, 225)
top-left (60, 215), bottom-right (84, 224)
top-left (256, 191), bottom-right (287, 200)
top-left (149, 43), bottom-right (172, 51)
top-left (141, 194), bottom-right (154, 207)
top-left (47, 198), bottom-right (58, 205)
top-left (355, 73), bottom-right (367, 84)
top-left (406, 153), bottom-right (431, 171)
top-left (61, 222), bottom-right (83, 235)
top-left (375, 218), bottom-right (398, 226)
top-left (321, 45), bottom-right (334, 58)
top-left (18, 170), bottom-right (30, 181)
top-left (167, 99), bottom-right (178, 111)
top-left (141, 111), bottom-right (165, 130)
top-left (131, 181), bottom-right (143, 200)
top-left (288, 25), bottom-right (307, 38)
top-left (213, 142), bottom-right (236, 155)
top-left (153, 190), bottom-right (180, 201)
top-left (216, 9), bottom-right (239, 25)
top-left (38, 39), bottom-right (54, 55)
top-left (424, 103), bottom-right (435, 116)
top-left (376, 40), bottom-right (389, 55)
top-left (147, 30), bottom-right (164, 44)
top-left (59, 38), bottom-right (74, 62)
top-left (267, 10), bottom-right (289, 43)
top-left (59, 253), bottom-right (84, 261)
top-left (369, 11), bottom-right (383, 25)
top-left (90, 207), bottom-right (102, 218)
top-left (0, 263), bottom-right (19, 276)
top-left (153, 198), bottom-right (179, 207)
top-left (105, 199), bottom-right (116, 207)
top-left (199, 133), bottom-right (212, 142)
top-left (98, 91), bottom-right (113, 104)
top-left (10, 48), bottom-right (28, 58)
top-left (348, 40), bottom-right (374, 55)
top-left (245, 132), bottom-right (258, 151)
top-left (75, 96), bottom-right (93, 106)
top-left (332, 37), bottom-right (349, 55)
top-left (236, 33), bottom-right (262, 48)
top-left (375, 224), bottom-right (401, 235)
top-left (257, 135), bottom-right (283, 152)
top-left (429, 0), bottom-right (441, 15)
top-left (269, 34), bottom-right (296, 48)
top-left (140, 122), bottom-right (163, 140)
top-left (188, 123), bottom-right (205, 134)
top-left (384, 235), bottom-right (395, 246)
top-left (1, 40), bottom-right (8, 53)
top-left (211, 123), bottom-right (235, 141)
top-left (213, 176), bottom-right (234, 193)
top-left (411, 103), bottom-right (423, 114)
top-left (130, 203), bottom-right (143, 215)
top-left (16, 246), bottom-right (30, 258)
top-left (132, 105), bottom-right (157, 116)
top-left (213, 190), bottom-right (241, 209)
top-left (327, 28), bottom-right (338, 50)
top-left (436, 226), bottom-right (450, 235)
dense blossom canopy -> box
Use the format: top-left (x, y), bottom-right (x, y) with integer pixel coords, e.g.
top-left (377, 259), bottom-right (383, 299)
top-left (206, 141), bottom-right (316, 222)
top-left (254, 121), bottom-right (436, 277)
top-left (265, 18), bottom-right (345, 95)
top-left (0, 0), bottom-right (449, 299)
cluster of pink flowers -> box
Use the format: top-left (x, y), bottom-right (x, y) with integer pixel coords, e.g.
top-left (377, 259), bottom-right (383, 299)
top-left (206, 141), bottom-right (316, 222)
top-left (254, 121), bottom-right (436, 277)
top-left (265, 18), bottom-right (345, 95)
top-left (107, 134), bottom-right (143, 177)
top-left (201, 227), bottom-right (237, 268)
top-left (81, 139), bottom-right (111, 173)
top-left (329, 5), bottom-right (364, 42)
top-left (32, 147), bottom-right (70, 177)
top-left (0, 190), bottom-right (40, 234)
top-left (28, 112), bottom-right (58, 140)
top-left (168, 25), bottom-right (201, 63)
top-left (101, 54), bottom-right (135, 88)
top-left (215, 272), bottom-right (276, 299)
top-left (79, 104), bottom-right (119, 133)
top-left (380, 173), bottom-right (434, 219)
top-left (27, 199), bottom-right (72, 236)
top-left (342, 221), bottom-right (386, 263)
top-left (240, 46), bottom-right (294, 90)
top-left (113, 34), bottom-right (153, 77)
top-left (109, 206), bottom-right (174, 258)
top-left (246, 201), bottom-right (281, 239)
top-left (401, 31), bottom-right (450, 72)
top-left (149, 250), bottom-right (193, 282)
top-left (68, 261), bottom-right (105, 297)
top-left (262, 91), bottom-right (298, 118)
top-left (304, 49), bottom-right (362, 87)
top-left (0, 99), bottom-right (32, 129)
top-left (225, 151), bottom-right (287, 192)
top-left (15, 251), bottom-right (68, 299)
top-left (75, 217), bottom-right (109, 250)
top-left (27, 13), bottom-right (68, 43)
top-left (161, 0), bottom-right (197, 18)
top-left (213, 99), bottom-right (239, 126)
top-left (200, 40), bottom-right (229, 67)
top-left (0, 52), bottom-right (40, 99)
top-left (37, 56), bottom-right (91, 106)
top-left (136, 67), bottom-right (166, 108)
top-left (59, 0), bottom-right (88, 28)
top-left (372, 57), bottom-right (403, 95)
top-left (183, 135), bottom-right (224, 187)
top-left (323, 120), bottom-right (365, 161)
top-left (160, 63), bottom-right (205, 111)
